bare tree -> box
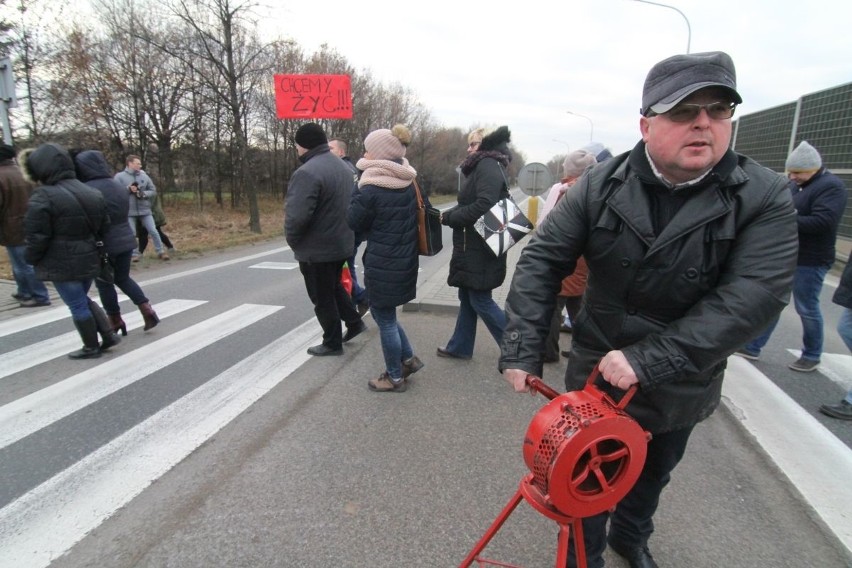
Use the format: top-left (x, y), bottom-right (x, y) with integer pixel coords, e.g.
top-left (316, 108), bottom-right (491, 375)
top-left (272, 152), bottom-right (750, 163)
top-left (153, 0), bottom-right (281, 233)
top-left (5, 0), bottom-right (68, 142)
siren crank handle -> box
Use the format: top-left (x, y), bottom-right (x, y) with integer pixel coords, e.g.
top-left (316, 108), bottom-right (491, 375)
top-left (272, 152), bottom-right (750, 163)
top-left (588, 364), bottom-right (639, 410)
top-left (525, 376), bottom-right (561, 401)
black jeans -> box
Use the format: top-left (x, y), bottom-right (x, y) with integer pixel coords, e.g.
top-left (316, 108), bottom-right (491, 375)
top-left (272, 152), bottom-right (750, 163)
top-left (138, 221), bottom-right (174, 253)
top-left (95, 249), bottom-right (148, 313)
top-left (299, 259), bottom-right (361, 350)
top-left (567, 426), bottom-right (695, 568)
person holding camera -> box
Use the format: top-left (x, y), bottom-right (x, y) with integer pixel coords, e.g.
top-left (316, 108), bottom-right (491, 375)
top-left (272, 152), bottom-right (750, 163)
top-left (114, 154), bottom-right (168, 261)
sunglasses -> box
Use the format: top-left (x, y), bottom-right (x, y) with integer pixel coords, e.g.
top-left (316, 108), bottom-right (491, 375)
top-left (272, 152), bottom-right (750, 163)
top-left (468, 141), bottom-right (481, 148)
top-left (648, 101), bottom-right (737, 123)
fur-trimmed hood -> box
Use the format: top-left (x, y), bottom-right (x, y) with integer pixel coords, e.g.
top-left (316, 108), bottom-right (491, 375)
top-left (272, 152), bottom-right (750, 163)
top-left (20, 143), bottom-right (77, 186)
top-left (479, 125), bottom-right (511, 153)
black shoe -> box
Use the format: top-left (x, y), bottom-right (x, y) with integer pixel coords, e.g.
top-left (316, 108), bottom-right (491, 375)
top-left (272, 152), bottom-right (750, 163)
top-left (19, 299), bottom-right (51, 308)
top-left (788, 357), bottom-right (820, 372)
top-left (819, 399), bottom-right (852, 420)
top-left (436, 346), bottom-right (472, 360)
top-left (307, 344), bottom-right (343, 356)
top-left (608, 541), bottom-right (659, 568)
top-left (68, 346), bottom-right (102, 359)
top-left (343, 320), bottom-right (366, 343)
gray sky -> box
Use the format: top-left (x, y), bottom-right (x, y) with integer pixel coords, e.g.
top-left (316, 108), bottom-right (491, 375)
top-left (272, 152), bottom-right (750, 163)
top-left (266, 0), bottom-right (852, 163)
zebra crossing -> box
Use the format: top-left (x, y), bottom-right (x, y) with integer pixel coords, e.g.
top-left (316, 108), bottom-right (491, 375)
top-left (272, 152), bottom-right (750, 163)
top-left (0, 295), bottom-right (324, 568)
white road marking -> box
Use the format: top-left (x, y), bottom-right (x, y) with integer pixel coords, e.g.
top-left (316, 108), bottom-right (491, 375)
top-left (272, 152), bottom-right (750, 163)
top-left (723, 355), bottom-right (852, 552)
top-left (0, 317), bottom-right (322, 568)
top-left (250, 261), bottom-right (299, 270)
top-left (0, 294), bottom-right (130, 339)
top-left (0, 304), bottom-right (282, 450)
top-left (135, 246), bottom-right (290, 286)
top-left (785, 348), bottom-right (852, 392)
top-left (0, 299), bottom-right (206, 380)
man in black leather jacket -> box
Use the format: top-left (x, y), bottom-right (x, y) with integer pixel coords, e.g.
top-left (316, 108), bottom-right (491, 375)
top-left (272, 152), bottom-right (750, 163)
top-left (500, 52), bottom-right (798, 568)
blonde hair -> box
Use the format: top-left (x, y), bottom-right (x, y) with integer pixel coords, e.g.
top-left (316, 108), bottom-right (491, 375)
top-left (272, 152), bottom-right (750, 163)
top-left (467, 128), bottom-right (485, 144)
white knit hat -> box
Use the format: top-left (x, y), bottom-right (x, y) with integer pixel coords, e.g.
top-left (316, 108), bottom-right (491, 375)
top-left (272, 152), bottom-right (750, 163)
top-left (786, 141), bottom-right (822, 172)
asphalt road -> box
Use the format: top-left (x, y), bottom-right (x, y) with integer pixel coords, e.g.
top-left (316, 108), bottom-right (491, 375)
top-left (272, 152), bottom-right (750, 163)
top-left (0, 236), bottom-right (850, 567)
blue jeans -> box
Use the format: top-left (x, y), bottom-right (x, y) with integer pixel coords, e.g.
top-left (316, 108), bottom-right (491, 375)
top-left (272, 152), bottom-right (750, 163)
top-left (129, 214), bottom-right (163, 255)
top-left (94, 249), bottom-right (148, 313)
top-left (444, 287), bottom-right (506, 357)
top-left (837, 310), bottom-right (852, 405)
top-left (5, 245), bottom-right (50, 303)
top-left (746, 264), bottom-right (829, 361)
top-left (370, 305), bottom-right (414, 379)
top-left (53, 279), bottom-right (94, 321)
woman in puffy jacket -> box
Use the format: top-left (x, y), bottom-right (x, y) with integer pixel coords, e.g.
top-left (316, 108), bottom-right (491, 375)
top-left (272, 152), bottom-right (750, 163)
top-left (22, 143), bottom-right (121, 358)
top-left (347, 125), bottom-right (424, 393)
top-left (72, 149), bottom-right (160, 333)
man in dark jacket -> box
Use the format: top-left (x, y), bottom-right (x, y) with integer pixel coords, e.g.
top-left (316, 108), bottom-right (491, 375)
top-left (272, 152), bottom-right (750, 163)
top-left (500, 52), bottom-right (798, 568)
top-left (0, 143), bottom-right (50, 307)
top-left (286, 123), bottom-right (365, 356)
top-left (739, 141), bottom-right (848, 372)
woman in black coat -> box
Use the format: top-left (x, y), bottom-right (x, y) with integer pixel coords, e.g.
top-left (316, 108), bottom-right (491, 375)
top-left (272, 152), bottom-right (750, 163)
top-left (347, 125), bottom-right (424, 393)
top-left (22, 143), bottom-right (120, 358)
top-left (73, 150), bottom-right (160, 333)
top-left (437, 126), bottom-right (511, 359)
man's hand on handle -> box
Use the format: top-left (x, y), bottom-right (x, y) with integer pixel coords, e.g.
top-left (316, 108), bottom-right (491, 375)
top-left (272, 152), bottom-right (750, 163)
top-left (503, 350), bottom-right (638, 395)
top-left (598, 350), bottom-right (638, 391)
top-left (503, 368), bottom-right (531, 393)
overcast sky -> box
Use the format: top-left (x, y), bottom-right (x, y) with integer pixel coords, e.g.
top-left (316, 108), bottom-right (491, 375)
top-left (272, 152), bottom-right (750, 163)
top-left (261, 0), bottom-right (852, 164)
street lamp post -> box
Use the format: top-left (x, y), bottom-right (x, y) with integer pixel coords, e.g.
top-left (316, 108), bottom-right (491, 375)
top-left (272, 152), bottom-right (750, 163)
top-left (551, 139), bottom-right (570, 178)
top-left (631, 0), bottom-right (691, 53)
top-left (565, 111), bottom-right (594, 142)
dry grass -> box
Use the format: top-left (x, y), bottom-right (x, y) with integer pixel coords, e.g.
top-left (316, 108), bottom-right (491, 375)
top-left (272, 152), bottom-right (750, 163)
top-left (0, 194), bottom-right (285, 280)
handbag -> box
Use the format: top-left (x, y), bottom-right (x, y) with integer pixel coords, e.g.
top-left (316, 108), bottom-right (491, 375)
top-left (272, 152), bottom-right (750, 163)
top-left (58, 183), bottom-right (114, 284)
top-left (472, 167), bottom-right (533, 257)
top-left (414, 180), bottom-right (443, 256)
top-left (95, 244), bottom-right (115, 284)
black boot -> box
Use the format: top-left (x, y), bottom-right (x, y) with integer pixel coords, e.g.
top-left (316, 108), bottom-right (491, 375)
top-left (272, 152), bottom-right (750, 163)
top-left (69, 318), bottom-right (102, 359)
top-left (88, 298), bottom-right (121, 351)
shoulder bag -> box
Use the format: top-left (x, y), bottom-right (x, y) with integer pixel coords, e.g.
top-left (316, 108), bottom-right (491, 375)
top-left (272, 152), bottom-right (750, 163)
top-left (414, 180), bottom-right (443, 256)
top-left (472, 166), bottom-right (534, 257)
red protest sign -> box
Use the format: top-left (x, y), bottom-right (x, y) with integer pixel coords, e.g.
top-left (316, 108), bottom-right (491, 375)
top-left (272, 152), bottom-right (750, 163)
top-left (274, 74), bottom-right (352, 119)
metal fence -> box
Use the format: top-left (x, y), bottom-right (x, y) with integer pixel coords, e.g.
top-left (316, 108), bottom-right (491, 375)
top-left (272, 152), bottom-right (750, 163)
top-left (732, 82), bottom-right (852, 239)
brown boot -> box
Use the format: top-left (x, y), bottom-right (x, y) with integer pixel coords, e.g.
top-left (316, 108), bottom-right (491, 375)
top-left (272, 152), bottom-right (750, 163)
top-left (108, 313), bottom-right (128, 336)
top-left (138, 302), bottom-right (160, 331)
